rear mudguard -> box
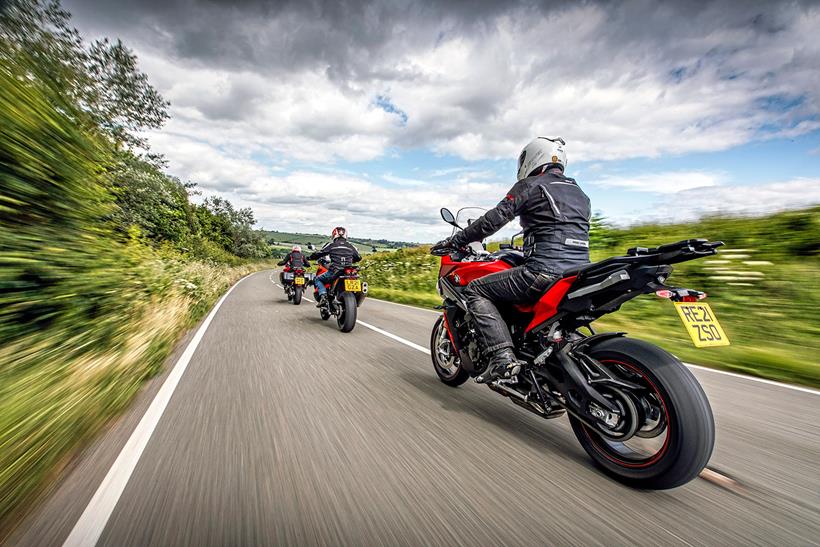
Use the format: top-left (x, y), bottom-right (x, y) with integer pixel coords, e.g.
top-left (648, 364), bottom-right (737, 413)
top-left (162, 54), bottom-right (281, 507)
top-left (571, 332), bottom-right (626, 353)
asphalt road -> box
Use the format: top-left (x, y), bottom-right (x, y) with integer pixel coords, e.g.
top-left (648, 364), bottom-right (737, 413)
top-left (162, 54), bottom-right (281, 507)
top-left (9, 270), bottom-right (820, 546)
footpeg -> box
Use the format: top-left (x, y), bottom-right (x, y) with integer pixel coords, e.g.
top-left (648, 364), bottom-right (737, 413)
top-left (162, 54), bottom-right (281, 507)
top-left (496, 376), bottom-right (519, 386)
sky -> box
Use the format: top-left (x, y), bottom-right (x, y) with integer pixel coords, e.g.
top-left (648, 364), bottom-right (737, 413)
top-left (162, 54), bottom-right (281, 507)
top-left (63, 0), bottom-right (820, 242)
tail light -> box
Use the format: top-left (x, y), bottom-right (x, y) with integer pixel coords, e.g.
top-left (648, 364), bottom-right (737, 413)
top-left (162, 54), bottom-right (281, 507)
top-left (344, 267), bottom-right (357, 275)
top-left (656, 289), bottom-right (707, 301)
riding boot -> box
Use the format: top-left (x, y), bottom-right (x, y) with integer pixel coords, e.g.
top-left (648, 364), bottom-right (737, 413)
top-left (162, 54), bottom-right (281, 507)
top-left (475, 348), bottom-right (521, 383)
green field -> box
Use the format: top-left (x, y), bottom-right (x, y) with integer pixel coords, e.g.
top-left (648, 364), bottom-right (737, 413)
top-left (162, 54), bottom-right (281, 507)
top-left (260, 230), bottom-right (414, 257)
top-left (360, 207), bottom-right (820, 387)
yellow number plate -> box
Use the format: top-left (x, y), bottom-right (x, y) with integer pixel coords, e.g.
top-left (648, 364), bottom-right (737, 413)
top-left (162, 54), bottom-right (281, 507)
top-left (344, 279), bottom-right (361, 292)
top-left (294, 277), bottom-right (305, 286)
top-left (674, 302), bottom-right (730, 347)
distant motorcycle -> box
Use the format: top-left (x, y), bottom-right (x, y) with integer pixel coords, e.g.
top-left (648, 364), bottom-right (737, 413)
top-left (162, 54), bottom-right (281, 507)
top-left (313, 262), bottom-right (368, 332)
top-left (430, 206), bottom-right (723, 489)
top-left (281, 267), bottom-right (309, 305)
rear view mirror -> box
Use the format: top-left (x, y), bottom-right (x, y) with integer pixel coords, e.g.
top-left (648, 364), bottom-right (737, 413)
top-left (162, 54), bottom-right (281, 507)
top-left (440, 208), bottom-right (459, 227)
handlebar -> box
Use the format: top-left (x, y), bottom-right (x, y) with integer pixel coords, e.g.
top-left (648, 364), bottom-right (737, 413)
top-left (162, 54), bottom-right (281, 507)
top-left (430, 246), bottom-right (455, 256)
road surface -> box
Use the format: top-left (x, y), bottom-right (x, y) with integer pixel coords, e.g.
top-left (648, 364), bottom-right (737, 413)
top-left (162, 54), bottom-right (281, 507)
top-left (9, 270), bottom-right (820, 546)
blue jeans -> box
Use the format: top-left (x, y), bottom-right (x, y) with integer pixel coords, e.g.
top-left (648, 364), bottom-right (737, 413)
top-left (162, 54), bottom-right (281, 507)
top-left (314, 270), bottom-right (340, 297)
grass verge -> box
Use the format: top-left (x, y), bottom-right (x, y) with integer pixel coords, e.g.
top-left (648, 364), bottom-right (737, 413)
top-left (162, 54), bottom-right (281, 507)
top-left (359, 210), bottom-right (819, 388)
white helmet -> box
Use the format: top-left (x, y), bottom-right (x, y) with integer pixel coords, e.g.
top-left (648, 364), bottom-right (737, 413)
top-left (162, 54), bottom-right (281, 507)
top-left (292, 245), bottom-right (301, 252)
top-left (517, 137), bottom-right (566, 181)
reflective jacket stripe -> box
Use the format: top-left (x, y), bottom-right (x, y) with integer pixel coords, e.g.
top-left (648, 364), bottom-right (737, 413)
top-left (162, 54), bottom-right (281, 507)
top-left (539, 185), bottom-right (562, 219)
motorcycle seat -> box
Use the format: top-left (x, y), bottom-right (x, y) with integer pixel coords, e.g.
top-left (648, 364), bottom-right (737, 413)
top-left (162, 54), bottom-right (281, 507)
top-left (560, 264), bottom-right (587, 277)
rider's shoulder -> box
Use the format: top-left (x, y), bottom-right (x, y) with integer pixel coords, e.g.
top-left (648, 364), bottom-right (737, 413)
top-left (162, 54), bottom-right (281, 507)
top-left (538, 172), bottom-right (578, 185)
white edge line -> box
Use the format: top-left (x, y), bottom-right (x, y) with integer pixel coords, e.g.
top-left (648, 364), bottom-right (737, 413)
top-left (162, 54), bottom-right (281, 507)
top-left (271, 269), bottom-right (817, 396)
top-left (63, 274), bottom-right (250, 547)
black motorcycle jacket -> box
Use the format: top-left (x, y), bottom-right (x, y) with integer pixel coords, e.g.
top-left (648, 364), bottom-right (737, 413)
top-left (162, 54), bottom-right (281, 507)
top-left (451, 169), bottom-right (591, 275)
top-left (308, 238), bottom-right (361, 273)
top-left (277, 251), bottom-right (310, 269)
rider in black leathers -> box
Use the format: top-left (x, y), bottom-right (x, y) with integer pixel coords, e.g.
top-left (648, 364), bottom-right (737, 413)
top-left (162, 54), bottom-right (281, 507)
top-left (308, 227), bottom-right (361, 306)
top-left (278, 246), bottom-right (310, 284)
top-left (432, 137), bottom-right (591, 383)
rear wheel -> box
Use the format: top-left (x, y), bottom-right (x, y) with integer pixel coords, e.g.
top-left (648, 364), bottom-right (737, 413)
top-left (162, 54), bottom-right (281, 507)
top-left (292, 287), bottom-right (302, 305)
top-left (430, 316), bottom-right (469, 386)
top-left (568, 337), bottom-right (714, 490)
top-left (337, 292), bottom-right (357, 332)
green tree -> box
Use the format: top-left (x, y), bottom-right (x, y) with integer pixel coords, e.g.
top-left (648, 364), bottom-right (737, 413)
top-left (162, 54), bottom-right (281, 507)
top-left (589, 212), bottom-right (619, 250)
top-left (1, 1), bottom-right (168, 150)
top-left (85, 38), bottom-right (169, 149)
top-left (110, 154), bottom-right (196, 244)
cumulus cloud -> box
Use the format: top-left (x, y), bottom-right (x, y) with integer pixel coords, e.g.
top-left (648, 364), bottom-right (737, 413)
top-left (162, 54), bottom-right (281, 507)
top-left (62, 0), bottom-right (820, 238)
top-left (66, 0), bottom-right (820, 163)
top-left (640, 178), bottom-right (820, 224)
top-left (151, 132), bottom-right (510, 241)
top-left (589, 171), bottom-right (725, 194)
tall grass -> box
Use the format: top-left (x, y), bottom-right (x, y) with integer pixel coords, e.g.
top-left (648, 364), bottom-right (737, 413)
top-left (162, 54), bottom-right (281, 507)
top-left (0, 249), bottom-right (261, 534)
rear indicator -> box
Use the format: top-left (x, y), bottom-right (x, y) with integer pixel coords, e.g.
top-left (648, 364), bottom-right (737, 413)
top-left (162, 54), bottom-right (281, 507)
top-left (655, 290), bottom-right (673, 299)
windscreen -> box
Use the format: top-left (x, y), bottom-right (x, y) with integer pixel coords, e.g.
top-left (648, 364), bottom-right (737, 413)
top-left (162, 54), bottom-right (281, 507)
top-left (452, 207), bottom-right (487, 236)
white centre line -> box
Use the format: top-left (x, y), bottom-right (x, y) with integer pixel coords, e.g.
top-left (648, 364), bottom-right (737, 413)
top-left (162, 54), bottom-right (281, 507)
top-left (63, 275), bottom-right (249, 547)
top-left (269, 270), bottom-right (818, 396)
top-left (684, 363), bottom-right (819, 396)
top-left (355, 319), bottom-right (819, 396)
top-left (271, 275), bottom-right (315, 302)
top-left (357, 320), bottom-right (431, 354)
top-left (367, 296), bottom-right (439, 314)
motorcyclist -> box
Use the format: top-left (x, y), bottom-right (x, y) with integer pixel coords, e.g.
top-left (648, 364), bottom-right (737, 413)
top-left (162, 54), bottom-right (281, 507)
top-left (431, 137), bottom-right (591, 383)
top-left (278, 245), bottom-right (310, 284)
top-left (308, 227), bottom-right (362, 306)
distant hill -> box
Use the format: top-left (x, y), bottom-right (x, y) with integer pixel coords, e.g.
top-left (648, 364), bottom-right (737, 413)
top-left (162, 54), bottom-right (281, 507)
top-left (259, 230), bottom-right (418, 255)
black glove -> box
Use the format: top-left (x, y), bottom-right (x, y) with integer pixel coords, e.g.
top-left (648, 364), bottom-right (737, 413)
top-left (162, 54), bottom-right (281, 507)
top-left (430, 238), bottom-right (456, 255)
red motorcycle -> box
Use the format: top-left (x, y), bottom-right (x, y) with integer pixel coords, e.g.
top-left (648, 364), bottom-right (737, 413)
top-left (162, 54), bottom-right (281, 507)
top-left (312, 259), bottom-right (368, 332)
top-left (430, 207), bottom-right (723, 489)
